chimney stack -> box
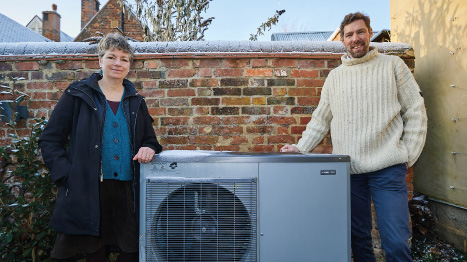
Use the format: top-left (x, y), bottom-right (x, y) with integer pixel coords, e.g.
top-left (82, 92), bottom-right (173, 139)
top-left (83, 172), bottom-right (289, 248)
top-left (81, 0), bottom-right (100, 29)
top-left (42, 4), bottom-right (61, 42)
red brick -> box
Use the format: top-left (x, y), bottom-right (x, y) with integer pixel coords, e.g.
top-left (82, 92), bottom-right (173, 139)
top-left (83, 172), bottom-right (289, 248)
top-left (288, 87), bottom-right (317, 96)
top-left (193, 116), bottom-right (221, 125)
top-left (252, 136), bottom-right (264, 144)
top-left (167, 108), bottom-right (193, 116)
top-left (85, 60), bottom-right (100, 69)
top-left (223, 59), bottom-right (250, 68)
top-left (214, 145), bottom-right (240, 151)
top-left (189, 136), bottom-right (219, 144)
top-left (271, 59), bottom-right (296, 67)
top-left (250, 145), bottom-right (275, 152)
top-left (191, 98), bottom-right (220, 106)
top-left (298, 60), bottom-right (325, 68)
top-left (251, 59), bottom-right (266, 67)
top-left (138, 89), bottom-right (165, 98)
top-left (55, 81), bottom-right (72, 90)
top-left (167, 69), bottom-right (196, 78)
top-left (290, 69), bottom-right (319, 78)
top-left (194, 107), bottom-right (210, 115)
top-left (130, 60), bottom-right (144, 69)
top-left (291, 126), bottom-right (306, 134)
top-left (198, 68), bottom-right (212, 77)
top-left (272, 87), bottom-right (287, 96)
top-left (166, 126), bottom-right (197, 135)
top-left (162, 136), bottom-right (189, 144)
top-left (297, 79), bottom-right (325, 87)
top-left (267, 135), bottom-right (295, 144)
top-left (268, 116), bottom-right (297, 125)
top-left (161, 59), bottom-right (189, 68)
top-left (142, 80), bottom-right (158, 89)
top-left (145, 60), bottom-right (159, 69)
top-left (56, 61), bottom-right (83, 70)
top-left (15, 62), bottom-right (39, 71)
top-left (198, 59), bottom-right (222, 68)
top-left (245, 68), bottom-right (273, 77)
top-left (160, 117), bottom-right (189, 125)
top-left (167, 89), bottom-right (196, 97)
top-left (273, 106), bottom-right (288, 115)
top-left (222, 116), bottom-right (251, 125)
top-left (297, 97), bottom-right (320, 106)
top-left (246, 126), bottom-right (274, 134)
top-left (27, 82), bottom-right (53, 90)
top-left (149, 108), bottom-right (166, 116)
top-left (231, 136), bottom-right (248, 145)
top-left (213, 126), bottom-right (243, 135)
top-left (30, 92), bottom-right (47, 100)
top-left (160, 98), bottom-right (189, 106)
top-left (277, 126), bottom-right (289, 134)
top-left (300, 117), bottom-right (311, 125)
top-left (213, 69), bottom-right (243, 77)
top-left (190, 79), bottom-right (218, 87)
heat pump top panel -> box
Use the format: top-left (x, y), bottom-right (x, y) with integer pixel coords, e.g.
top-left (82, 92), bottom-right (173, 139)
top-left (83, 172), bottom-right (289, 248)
top-left (154, 150), bottom-right (350, 163)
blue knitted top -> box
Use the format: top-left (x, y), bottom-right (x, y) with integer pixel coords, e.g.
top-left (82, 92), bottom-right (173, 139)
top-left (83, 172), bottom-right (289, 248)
top-left (101, 96), bottom-right (132, 181)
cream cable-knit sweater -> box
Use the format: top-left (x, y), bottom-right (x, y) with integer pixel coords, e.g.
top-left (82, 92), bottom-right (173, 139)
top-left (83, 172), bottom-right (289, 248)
top-left (295, 48), bottom-right (427, 174)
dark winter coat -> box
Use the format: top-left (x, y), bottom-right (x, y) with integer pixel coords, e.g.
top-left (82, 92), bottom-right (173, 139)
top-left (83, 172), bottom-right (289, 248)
top-left (38, 73), bottom-right (162, 236)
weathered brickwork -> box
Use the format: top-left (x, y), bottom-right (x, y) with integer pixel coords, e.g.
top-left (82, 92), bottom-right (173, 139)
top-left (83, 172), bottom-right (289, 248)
top-left (0, 42), bottom-right (416, 203)
top-left (75, 0), bottom-right (144, 42)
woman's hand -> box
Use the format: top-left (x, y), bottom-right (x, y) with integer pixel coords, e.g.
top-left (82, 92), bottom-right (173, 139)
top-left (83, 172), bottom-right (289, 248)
top-left (133, 147), bottom-right (156, 163)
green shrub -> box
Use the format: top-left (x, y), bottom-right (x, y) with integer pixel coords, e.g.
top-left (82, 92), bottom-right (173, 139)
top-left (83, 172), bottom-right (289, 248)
top-left (0, 77), bottom-right (57, 261)
top-left (0, 117), bottom-right (57, 261)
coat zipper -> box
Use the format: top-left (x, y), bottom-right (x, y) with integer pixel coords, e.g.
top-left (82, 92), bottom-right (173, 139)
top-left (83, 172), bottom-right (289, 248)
top-left (71, 85), bottom-right (106, 183)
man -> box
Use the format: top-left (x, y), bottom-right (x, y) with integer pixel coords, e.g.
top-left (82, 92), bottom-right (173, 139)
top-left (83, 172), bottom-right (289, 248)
top-left (280, 12), bottom-right (427, 262)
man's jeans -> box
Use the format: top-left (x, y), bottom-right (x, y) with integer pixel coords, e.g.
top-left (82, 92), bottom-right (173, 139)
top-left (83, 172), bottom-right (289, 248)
top-left (350, 163), bottom-right (412, 262)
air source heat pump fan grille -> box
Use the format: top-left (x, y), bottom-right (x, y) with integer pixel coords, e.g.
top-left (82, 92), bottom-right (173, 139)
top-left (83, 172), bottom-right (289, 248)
top-left (145, 178), bottom-right (257, 262)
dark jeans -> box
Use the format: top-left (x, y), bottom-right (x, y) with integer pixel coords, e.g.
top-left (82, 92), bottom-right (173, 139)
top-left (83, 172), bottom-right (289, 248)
top-left (351, 164), bottom-right (412, 262)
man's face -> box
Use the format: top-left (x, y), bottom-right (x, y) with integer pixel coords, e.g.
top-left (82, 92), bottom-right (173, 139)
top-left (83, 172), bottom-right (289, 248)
top-left (341, 19), bottom-right (373, 58)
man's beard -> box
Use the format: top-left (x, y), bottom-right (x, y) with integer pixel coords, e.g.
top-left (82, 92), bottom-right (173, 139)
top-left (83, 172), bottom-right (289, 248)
top-left (347, 41), bottom-right (369, 58)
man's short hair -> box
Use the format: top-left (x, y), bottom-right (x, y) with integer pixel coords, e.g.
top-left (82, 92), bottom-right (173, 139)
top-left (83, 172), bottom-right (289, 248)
top-left (339, 12), bottom-right (371, 38)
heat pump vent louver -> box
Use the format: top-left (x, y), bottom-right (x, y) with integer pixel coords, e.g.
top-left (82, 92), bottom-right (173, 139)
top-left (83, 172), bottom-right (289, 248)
top-left (145, 178), bottom-right (257, 262)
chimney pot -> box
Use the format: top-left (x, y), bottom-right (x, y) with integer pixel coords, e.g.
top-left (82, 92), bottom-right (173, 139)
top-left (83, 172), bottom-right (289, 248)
top-left (52, 4), bottom-right (57, 11)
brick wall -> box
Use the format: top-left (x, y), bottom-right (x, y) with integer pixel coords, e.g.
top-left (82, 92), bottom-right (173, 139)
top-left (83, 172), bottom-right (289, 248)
top-left (0, 41), bottom-right (415, 153)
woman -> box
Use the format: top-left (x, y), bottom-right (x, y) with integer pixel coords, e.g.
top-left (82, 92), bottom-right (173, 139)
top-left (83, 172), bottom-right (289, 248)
top-left (39, 32), bottom-right (162, 262)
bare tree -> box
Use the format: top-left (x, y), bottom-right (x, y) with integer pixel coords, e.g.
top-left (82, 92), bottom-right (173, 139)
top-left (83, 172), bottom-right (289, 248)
top-left (249, 9), bottom-right (285, 41)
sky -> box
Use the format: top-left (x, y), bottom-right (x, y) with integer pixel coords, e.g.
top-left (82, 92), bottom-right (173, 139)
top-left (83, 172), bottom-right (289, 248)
top-left (1, 0), bottom-right (390, 41)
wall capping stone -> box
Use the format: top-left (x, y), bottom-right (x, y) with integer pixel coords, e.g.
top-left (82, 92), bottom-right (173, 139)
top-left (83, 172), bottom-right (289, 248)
top-left (0, 41), bottom-right (414, 60)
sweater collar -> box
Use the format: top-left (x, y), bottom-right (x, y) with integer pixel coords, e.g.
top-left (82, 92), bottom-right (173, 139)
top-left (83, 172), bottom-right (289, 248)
top-left (341, 47), bottom-right (379, 66)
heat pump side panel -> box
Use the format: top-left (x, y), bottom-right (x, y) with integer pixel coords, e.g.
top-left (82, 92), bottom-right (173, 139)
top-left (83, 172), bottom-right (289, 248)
top-left (258, 161), bottom-right (351, 262)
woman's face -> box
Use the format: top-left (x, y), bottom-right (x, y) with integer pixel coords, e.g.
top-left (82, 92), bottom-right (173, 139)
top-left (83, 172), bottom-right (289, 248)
top-left (99, 48), bottom-right (131, 81)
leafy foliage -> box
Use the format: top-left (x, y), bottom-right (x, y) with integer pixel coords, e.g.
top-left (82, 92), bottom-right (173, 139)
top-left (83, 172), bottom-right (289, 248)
top-left (249, 9), bottom-right (285, 41)
top-left (0, 77), bottom-right (56, 261)
top-left (118, 0), bottom-right (214, 41)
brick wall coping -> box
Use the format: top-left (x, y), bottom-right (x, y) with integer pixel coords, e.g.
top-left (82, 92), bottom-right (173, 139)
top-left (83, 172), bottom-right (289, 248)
top-left (0, 41), bottom-right (414, 60)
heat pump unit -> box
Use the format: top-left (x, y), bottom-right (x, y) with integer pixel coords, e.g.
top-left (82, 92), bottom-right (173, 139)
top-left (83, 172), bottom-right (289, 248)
top-left (140, 151), bottom-right (350, 262)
